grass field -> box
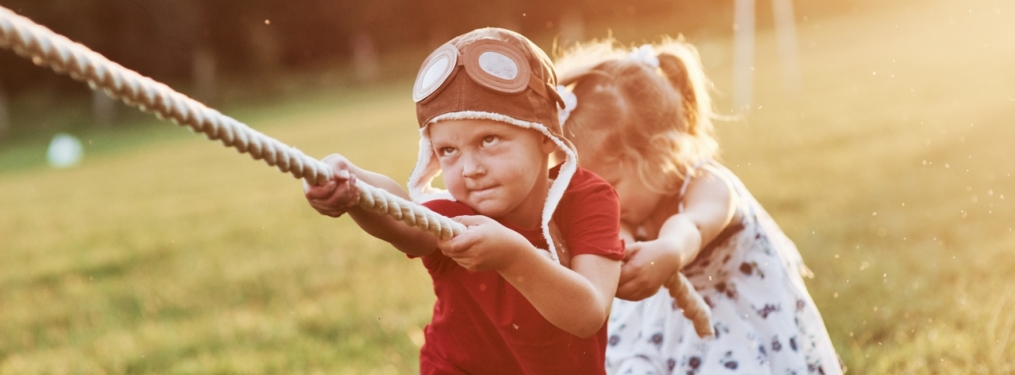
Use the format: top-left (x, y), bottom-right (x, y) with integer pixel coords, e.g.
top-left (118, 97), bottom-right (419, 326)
top-left (3, 0), bottom-right (1015, 373)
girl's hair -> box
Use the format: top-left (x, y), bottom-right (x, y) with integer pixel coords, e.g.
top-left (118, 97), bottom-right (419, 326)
top-left (555, 37), bottom-right (718, 193)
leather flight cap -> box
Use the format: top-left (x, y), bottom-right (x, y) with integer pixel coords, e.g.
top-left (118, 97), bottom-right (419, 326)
top-left (414, 29), bottom-right (564, 131)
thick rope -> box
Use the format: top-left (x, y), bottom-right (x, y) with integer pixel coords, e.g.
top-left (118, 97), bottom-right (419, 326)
top-left (666, 272), bottom-right (715, 338)
top-left (0, 6), bottom-right (464, 240)
top-left (0, 5), bottom-right (712, 338)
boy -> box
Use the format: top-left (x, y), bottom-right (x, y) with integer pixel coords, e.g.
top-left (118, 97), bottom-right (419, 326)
top-left (304, 28), bottom-right (623, 374)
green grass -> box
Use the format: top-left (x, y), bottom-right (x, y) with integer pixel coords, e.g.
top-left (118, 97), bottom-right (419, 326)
top-left (2, 0), bottom-right (1015, 373)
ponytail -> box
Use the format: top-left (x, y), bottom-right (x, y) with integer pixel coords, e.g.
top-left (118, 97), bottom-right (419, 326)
top-left (654, 42), bottom-right (714, 140)
top-left (657, 53), bottom-right (696, 134)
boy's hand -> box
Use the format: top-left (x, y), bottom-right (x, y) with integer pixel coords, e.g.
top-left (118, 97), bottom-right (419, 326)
top-left (615, 240), bottom-right (683, 301)
top-left (438, 215), bottom-right (531, 272)
top-left (303, 154), bottom-right (360, 218)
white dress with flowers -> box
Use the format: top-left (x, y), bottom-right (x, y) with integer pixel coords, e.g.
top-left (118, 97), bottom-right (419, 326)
top-left (605, 162), bottom-right (842, 375)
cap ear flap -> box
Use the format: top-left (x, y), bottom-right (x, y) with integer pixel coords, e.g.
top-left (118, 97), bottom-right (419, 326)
top-left (414, 44), bottom-right (460, 103)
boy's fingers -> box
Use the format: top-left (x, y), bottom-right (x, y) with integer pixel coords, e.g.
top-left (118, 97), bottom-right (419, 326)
top-left (440, 239), bottom-right (466, 254)
top-left (345, 175), bottom-right (360, 205)
top-left (623, 242), bottom-right (641, 261)
top-left (441, 234), bottom-right (477, 255)
top-left (436, 236), bottom-right (458, 253)
top-left (305, 181), bottom-right (337, 199)
top-left (321, 153), bottom-right (346, 165)
top-left (453, 215), bottom-right (492, 228)
top-left (320, 154), bottom-right (354, 182)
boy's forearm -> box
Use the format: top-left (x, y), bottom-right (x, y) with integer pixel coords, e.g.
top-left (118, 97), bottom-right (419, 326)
top-left (347, 207), bottom-right (436, 256)
top-left (349, 166), bottom-right (412, 201)
top-left (345, 167), bottom-right (437, 256)
top-left (498, 248), bottom-right (619, 338)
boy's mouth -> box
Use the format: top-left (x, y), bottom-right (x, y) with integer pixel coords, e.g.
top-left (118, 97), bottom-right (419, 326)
top-left (467, 184), bottom-right (499, 196)
top-left (464, 183), bottom-right (501, 199)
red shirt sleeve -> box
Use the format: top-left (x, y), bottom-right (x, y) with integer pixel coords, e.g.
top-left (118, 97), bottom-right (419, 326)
top-left (422, 199), bottom-right (476, 218)
top-left (556, 167), bottom-right (625, 260)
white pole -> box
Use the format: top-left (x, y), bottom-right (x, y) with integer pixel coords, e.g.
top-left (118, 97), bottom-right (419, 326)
top-left (773, 0), bottom-right (802, 94)
top-left (732, 0), bottom-right (756, 111)
top-left (91, 89), bottom-right (116, 127)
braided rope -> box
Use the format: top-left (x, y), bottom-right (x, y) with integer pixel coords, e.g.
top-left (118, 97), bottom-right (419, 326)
top-left (0, 6), bottom-right (464, 240)
top-left (666, 272), bottom-right (715, 338)
top-left (0, 5), bottom-right (712, 336)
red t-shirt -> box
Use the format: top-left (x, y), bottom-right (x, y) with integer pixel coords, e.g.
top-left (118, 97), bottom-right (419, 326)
top-left (417, 165), bottom-right (624, 375)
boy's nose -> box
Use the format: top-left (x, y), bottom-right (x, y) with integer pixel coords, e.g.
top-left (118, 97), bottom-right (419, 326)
top-left (461, 155), bottom-right (486, 178)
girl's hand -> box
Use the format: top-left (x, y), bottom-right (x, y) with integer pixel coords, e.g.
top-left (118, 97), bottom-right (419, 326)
top-left (303, 154), bottom-right (360, 218)
top-left (615, 239), bottom-right (683, 301)
top-left (437, 215), bottom-right (531, 272)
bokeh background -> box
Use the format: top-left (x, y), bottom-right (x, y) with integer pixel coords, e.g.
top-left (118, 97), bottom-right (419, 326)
top-left (2, 0), bottom-right (1014, 373)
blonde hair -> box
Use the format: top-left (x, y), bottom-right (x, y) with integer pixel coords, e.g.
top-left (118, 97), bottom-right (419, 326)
top-left (555, 37), bottom-right (718, 193)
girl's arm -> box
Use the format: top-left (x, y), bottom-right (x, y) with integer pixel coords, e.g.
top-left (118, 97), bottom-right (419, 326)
top-left (439, 215), bottom-right (621, 338)
top-left (305, 154), bottom-right (438, 256)
top-left (658, 166), bottom-right (738, 266)
top-left (616, 167), bottom-right (737, 300)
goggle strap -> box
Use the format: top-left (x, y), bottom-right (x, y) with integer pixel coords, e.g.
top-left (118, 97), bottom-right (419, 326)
top-left (528, 74), bottom-right (565, 109)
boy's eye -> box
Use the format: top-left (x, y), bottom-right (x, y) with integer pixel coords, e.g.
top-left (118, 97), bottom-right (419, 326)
top-left (481, 135), bottom-right (499, 147)
top-left (438, 147), bottom-right (457, 156)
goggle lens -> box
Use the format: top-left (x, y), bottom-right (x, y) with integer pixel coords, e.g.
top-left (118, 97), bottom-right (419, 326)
top-left (413, 45), bottom-right (458, 102)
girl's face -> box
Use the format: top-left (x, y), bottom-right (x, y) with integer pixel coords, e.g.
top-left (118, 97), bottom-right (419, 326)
top-left (579, 150), bottom-right (665, 227)
top-left (429, 119), bottom-right (556, 229)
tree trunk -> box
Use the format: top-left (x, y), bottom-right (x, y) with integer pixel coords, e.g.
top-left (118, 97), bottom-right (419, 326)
top-left (193, 45), bottom-right (218, 103)
top-left (350, 31), bottom-right (379, 84)
top-left (0, 86), bottom-right (10, 139)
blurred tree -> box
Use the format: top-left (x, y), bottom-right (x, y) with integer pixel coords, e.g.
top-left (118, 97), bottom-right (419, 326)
top-left (0, 0), bottom-right (882, 135)
top-left (350, 30), bottom-right (379, 84)
top-left (0, 85), bottom-right (9, 138)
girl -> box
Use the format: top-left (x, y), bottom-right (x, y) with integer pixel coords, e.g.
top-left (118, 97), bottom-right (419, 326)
top-left (553, 39), bottom-right (842, 374)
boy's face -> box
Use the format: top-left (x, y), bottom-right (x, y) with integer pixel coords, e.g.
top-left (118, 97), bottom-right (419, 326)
top-left (429, 119), bottom-right (556, 228)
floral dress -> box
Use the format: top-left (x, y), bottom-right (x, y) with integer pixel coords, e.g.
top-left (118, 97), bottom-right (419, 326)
top-left (605, 162), bottom-right (842, 375)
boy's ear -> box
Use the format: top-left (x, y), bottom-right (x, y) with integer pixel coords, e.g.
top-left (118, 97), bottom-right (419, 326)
top-left (541, 135), bottom-right (557, 154)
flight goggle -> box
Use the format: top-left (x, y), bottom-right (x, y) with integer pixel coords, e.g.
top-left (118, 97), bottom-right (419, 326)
top-left (412, 39), bottom-right (563, 106)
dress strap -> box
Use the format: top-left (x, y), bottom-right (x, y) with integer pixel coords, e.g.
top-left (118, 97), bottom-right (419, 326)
top-left (676, 159), bottom-right (712, 212)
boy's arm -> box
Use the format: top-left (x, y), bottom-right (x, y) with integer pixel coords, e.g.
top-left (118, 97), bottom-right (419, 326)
top-left (305, 154), bottom-right (437, 256)
top-left (440, 215), bottom-right (621, 339)
top-left (500, 249), bottom-right (621, 338)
